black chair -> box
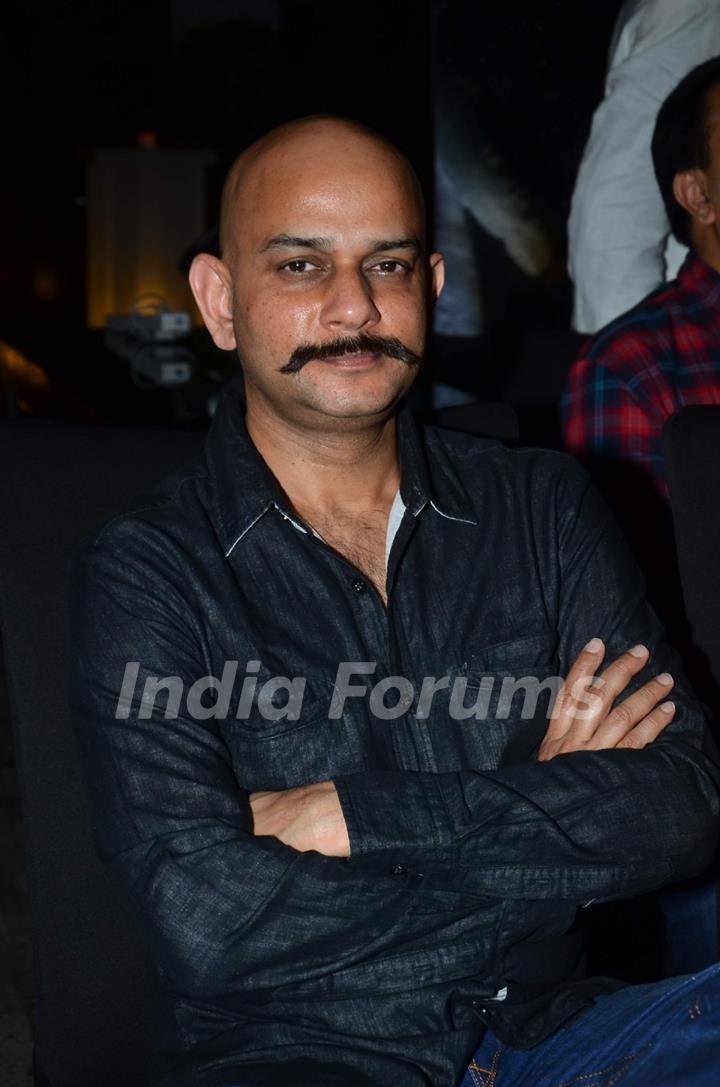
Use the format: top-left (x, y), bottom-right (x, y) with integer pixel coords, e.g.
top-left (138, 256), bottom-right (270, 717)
top-left (662, 405), bottom-right (720, 705)
top-left (0, 419), bottom-right (206, 1087)
top-left (434, 399), bottom-right (519, 443)
top-left (662, 404), bottom-right (720, 968)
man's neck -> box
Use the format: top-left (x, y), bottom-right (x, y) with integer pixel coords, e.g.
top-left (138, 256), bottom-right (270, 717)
top-left (245, 402), bottom-right (402, 517)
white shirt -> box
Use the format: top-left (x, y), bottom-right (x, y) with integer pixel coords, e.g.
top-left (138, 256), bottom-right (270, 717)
top-left (568, 0), bottom-right (720, 333)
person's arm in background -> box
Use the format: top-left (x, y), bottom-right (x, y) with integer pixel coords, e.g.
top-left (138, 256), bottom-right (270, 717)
top-left (568, 0), bottom-right (720, 333)
top-left (560, 350), bottom-right (666, 497)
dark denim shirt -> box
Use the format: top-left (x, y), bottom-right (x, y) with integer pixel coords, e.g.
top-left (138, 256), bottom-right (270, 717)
top-left (68, 380), bottom-right (720, 1087)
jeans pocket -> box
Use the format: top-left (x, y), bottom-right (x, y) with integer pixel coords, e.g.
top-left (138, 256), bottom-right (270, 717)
top-left (466, 1044), bottom-right (503, 1087)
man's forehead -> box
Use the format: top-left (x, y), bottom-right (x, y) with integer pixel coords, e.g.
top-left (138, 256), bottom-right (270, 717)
top-left (220, 118), bottom-right (425, 255)
top-left (230, 180), bottom-right (423, 255)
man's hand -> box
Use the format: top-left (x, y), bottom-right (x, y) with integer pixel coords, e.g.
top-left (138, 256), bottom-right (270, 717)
top-left (249, 781), bottom-right (350, 856)
top-left (539, 638), bottom-right (675, 761)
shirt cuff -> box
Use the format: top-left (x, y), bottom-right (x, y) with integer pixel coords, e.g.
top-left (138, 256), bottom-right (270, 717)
top-left (334, 770), bottom-right (458, 857)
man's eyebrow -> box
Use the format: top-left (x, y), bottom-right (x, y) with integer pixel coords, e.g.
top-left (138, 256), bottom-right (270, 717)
top-left (261, 234), bottom-right (333, 252)
top-left (368, 237), bottom-right (422, 253)
top-left (259, 234), bottom-right (422, 254)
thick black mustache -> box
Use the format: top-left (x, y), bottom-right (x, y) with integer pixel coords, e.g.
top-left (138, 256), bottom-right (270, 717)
top-left (278, 334), bottom-right (422, 374)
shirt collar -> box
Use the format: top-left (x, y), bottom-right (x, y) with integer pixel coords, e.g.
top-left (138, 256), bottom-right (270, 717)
top-left (204, 377), bottom-right (282, 556)
top-left (397, 408), bottom-right (479, 524)
top-left (204, 376), bottom-right (477, 555)
top-left (677, 249), bottom-right (720, 309)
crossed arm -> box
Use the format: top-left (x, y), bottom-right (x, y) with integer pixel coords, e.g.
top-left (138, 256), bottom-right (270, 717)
top-left (250, 638), bottom-right (681, 857)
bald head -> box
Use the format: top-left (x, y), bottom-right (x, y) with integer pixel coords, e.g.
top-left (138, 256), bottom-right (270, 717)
top-left (219, 115), bottom-right (426, 259)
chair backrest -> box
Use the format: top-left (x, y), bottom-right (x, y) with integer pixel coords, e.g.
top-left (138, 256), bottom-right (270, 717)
top-left (0, 419), bottom-right (207, 1087)
top-left (662, 405), bottom-right (720, 699)
top-left (434, 400), bottom-right (519, 443)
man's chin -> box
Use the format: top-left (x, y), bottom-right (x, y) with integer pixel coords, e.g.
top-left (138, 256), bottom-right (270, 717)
top-left (296, 362), bottom-right (417, 416)
top-left (296, 385), bottom-right (412, 426)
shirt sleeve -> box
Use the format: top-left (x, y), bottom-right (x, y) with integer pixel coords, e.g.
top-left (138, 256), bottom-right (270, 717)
top-left (561, 353), bottom-right (666, 496)
top-left (67, 524), bottom-right (484, 1002)
top-left (334, 462), bottom-right (720, 903)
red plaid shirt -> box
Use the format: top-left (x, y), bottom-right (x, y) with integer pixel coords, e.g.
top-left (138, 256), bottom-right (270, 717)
top-left (562, 252), bottom-right (720, 496)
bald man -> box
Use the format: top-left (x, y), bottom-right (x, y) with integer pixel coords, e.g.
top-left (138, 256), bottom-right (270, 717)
top-left (69, 117), bottom-right (720, 1087)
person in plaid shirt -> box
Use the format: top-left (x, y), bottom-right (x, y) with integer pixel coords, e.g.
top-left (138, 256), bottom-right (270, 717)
top-left (562, 56), bottom-right (720, 498)
top-left (563, 58), bottom-right (720, 982)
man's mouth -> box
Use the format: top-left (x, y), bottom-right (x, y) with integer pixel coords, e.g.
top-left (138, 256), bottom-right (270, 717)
top-left (318, 350), bottom-right (382, 369)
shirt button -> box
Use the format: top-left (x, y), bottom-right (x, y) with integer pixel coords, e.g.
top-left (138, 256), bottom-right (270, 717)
top-left (391, 865), bottom-right (407, 876)
top-left (351, 577), bottom-right (367, 593)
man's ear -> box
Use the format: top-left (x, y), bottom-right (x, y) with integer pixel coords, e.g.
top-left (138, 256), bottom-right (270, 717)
top-left (428, 251), bottom-right (445, 303)
top-left (673, 169), bottom-right (717, 228)
top-left (188, 253), bottom-right (237, 350)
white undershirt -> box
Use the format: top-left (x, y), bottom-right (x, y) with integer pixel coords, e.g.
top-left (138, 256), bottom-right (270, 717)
top-left (385, 490), bottom-right (406, 571)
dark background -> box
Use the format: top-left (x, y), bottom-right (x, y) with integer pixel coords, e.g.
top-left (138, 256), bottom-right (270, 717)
top-left (1, 0), bottom-right (622, 421)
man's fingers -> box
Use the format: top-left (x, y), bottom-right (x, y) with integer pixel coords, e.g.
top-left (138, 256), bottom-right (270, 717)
top-left (616, 700), bottom-right (676, 749)
top-left (593, 643), bottom-right (650, 713)
top-left (564, 637), bottom-right (606, 697)
top-left (541, 641), bottom-right (675, 761)
top-left (545, 636), bottom-right (606, 739)
top-left (551, 642), bottom-right (652, 735)
top-left (591, 672), bottom-right (675, 747)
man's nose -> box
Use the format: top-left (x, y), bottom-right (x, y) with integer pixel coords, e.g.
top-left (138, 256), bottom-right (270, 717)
top-left (319, 267), bottom-right (381, 332)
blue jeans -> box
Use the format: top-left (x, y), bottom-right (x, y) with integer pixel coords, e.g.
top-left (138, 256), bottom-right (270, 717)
top-left (460, 963), bottom-right (720, 1087)
top-left (661, 881), bottom-right (718, 974)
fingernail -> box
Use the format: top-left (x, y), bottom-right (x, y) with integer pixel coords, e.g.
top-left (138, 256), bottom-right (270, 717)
top-left (656, 672), bottom-right (673, 686)
top-left (584, 637), bottom-right (603, 653)
top-left (660, 701), bottom-right (675, 713)
top-left (629, 644), bottom-right (648, 658)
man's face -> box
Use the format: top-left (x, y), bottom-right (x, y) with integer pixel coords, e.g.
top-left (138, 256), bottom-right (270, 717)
top-left (194, 126), bottom-right (443, 429)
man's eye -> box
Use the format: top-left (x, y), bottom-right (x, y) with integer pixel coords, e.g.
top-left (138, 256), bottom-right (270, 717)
top-left (280, 259), bottom-right (318, 274)
top-left (370, 260), bottom-right (409, 275)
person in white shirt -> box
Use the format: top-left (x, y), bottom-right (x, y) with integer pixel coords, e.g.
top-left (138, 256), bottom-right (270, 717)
top-left (568, 0), bottom-right (720, 334)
